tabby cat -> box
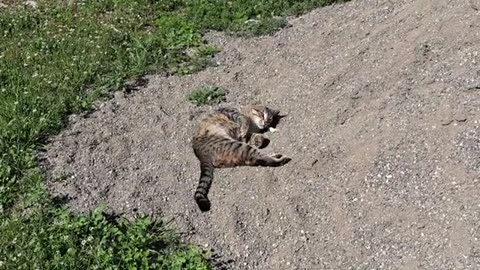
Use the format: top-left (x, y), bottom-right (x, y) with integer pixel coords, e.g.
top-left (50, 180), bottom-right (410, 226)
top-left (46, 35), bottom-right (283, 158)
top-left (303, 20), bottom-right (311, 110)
top-left (192, 105), bottom-right (291, 212)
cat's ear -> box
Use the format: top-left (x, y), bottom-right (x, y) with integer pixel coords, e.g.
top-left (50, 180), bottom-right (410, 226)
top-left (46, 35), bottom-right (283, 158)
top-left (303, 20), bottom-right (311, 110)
top-left (271, 109), bottom-right (280, 116)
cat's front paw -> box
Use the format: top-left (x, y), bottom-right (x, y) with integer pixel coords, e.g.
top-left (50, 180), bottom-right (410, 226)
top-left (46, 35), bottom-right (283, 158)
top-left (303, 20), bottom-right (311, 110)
top-left (251, 134), bottom-right (269, 149)
top-left (257, 137), bottom-right (270, 149)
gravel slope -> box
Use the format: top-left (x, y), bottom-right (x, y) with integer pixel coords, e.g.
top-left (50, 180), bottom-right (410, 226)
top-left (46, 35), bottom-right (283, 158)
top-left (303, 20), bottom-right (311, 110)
top-left (44, 0), bottom-right (480, 269)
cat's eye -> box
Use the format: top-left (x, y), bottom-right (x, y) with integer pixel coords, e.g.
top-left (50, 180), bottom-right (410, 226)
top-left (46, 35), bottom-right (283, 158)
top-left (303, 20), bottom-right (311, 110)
top-left (252, 109), bottom-right (262, 116)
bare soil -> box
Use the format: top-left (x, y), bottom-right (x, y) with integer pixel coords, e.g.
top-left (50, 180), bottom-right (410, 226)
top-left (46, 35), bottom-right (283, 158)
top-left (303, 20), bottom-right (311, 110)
top-left (43, 0), bottom-right (480, 269)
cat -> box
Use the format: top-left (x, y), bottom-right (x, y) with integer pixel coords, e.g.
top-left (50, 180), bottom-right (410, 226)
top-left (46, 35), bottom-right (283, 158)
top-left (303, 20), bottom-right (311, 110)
top-left (192, 105), bottom-right (291, 212)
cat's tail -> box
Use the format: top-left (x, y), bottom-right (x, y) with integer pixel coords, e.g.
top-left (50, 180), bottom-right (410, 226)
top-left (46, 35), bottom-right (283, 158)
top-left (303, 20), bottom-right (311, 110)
top-left (194, 161), bottom-right (214, 212)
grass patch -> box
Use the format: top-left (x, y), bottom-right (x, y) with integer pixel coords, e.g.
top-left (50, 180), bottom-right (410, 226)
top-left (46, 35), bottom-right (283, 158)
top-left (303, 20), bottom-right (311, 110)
top-left (172, 0), bottom-right (348, 36)
top-left (188, 85), bottom-right (226, 106)
top-left (0, 206), bottom-right (211, 269)
top-left (0, 0), bottom-right (347, 268)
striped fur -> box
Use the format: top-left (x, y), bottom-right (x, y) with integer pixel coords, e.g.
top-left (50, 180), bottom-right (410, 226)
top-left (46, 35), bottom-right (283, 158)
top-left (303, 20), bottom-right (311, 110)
top-left (192, 105), bottom-right (291, 212)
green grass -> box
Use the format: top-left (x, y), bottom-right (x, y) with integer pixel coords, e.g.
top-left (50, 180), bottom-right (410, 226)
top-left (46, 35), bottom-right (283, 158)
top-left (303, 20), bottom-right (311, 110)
top-left (0, 0), bottom-right (346, 268)
top-left (188, 85), bottom-right (226, 106)
top-left (0, 207), bottom-right (211, 269)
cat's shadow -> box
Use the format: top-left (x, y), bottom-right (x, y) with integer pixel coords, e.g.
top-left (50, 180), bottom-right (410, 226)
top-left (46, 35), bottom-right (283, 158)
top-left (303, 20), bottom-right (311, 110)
top-left (270, 114), bottom-right (287, 129)
top-left (257, 114), bottom-right (287, 149)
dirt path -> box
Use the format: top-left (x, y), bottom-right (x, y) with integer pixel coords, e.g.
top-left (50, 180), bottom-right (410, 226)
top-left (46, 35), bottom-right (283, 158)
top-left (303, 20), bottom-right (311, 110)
top-left (44, 0), bottom-right (480, 269)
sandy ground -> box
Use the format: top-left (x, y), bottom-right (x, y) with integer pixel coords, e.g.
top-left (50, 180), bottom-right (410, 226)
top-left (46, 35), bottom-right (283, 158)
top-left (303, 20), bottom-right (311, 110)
top-left (43, 0), bottom-right (480, 269)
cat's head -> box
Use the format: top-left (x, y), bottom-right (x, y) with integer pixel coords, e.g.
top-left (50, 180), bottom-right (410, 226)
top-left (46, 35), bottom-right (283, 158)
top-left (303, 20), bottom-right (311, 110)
top-left (249, 105), bottom-right (280, 130)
